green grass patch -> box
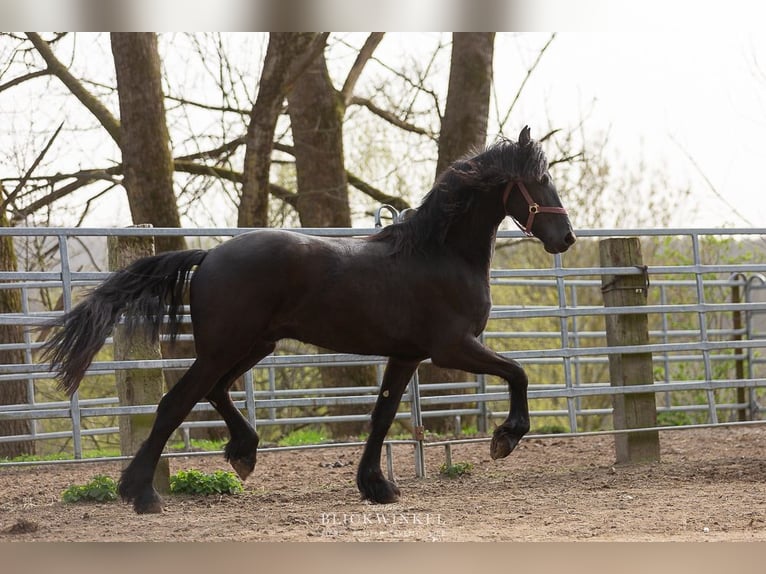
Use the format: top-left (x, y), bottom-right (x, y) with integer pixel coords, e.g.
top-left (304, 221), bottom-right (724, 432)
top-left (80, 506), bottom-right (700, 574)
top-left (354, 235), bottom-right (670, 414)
top-left (168, 438), bottom-right (228, 452)
top-left (3, 447), bottom-right (122, 464)
top-left (277, 428), bottom-right (327, 447)
top-left (169, 469), bottom-right (243, 496)
top-left (532, 423), bottom-right (568, 435)
top-left (439, 461), bottom-right (474, 478)
top-left (657, 411), bottom-right (695, 427)
top-left (61, 475), bottom-right (118, 503)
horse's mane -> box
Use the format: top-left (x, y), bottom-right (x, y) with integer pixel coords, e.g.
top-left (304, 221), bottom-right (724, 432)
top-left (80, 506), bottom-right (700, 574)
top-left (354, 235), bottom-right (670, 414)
top-left (371, 136), bottom-right (549, 255)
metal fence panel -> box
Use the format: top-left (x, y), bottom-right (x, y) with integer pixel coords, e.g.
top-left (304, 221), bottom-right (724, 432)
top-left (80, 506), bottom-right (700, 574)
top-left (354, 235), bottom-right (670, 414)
top-left (1, 226), bottom-right (766, 473)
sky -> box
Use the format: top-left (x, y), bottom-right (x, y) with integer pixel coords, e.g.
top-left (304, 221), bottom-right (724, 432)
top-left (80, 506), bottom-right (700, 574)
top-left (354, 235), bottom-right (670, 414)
top-left (489, 32), bottom-right (766, 228)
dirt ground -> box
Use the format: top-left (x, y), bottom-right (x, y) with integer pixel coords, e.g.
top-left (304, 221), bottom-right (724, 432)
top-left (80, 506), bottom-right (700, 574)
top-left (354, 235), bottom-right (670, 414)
top-left (1, 425), bottom-right (766, 542)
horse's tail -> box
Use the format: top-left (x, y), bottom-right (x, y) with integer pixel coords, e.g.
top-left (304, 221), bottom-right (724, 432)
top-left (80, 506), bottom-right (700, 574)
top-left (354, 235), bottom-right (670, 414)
top-left (41, 249), bottom-right (208, 395)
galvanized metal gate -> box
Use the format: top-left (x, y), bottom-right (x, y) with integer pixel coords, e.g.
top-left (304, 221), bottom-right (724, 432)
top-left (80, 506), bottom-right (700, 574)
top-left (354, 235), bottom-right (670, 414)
top-left (1, 226), bottom-right (766, 478)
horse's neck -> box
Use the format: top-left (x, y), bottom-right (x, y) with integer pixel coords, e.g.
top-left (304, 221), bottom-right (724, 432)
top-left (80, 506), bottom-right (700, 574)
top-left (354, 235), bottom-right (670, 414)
top-left (446, 217), bottom-right (500, 272)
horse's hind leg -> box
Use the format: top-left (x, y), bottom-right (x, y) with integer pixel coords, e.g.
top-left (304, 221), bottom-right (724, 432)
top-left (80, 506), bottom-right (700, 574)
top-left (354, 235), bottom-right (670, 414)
top-left (205, 341), bottom-right (276, 481)
top-left (119, 357), bottom-right (222, 513)
top-left (357, 357), bottom-right (420, 504)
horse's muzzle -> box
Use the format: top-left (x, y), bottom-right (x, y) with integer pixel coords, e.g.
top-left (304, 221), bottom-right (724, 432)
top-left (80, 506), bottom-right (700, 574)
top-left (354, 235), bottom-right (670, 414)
top-left (544, 230), bottom-right (577, 254)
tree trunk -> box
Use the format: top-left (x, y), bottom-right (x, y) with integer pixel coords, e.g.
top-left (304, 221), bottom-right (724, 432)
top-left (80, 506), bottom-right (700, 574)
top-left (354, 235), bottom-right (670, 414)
top-left (424, 33), bottom-right (495, 434)
top-left (435, 33), bottom-right (496, 177)
top-left (0, 192), bottom-right (35, 458)
top-left (287, 51), bottom-right (351, 228)
top-left (110, 33), bottom-right (185, 254)
top-left (239, 33), bottom-right (320, 228)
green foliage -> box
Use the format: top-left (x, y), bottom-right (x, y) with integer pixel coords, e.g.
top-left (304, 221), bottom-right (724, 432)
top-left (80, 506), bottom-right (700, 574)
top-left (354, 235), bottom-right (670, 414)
top-left (168, 438), bottom-right (227, 452)
top-left (533, 423), bottom-right (568, 435)
top-left (169, 469), bottom-right (243, 496)
top-left (439, 461), bottom-right (474, 478)
top-left (61, 475), bottom-right (118, 503)
top-left (2, 447), bottom-right (121, 464)
top-left (3, 452), bottom-right (73, 463)
top-left (657, 411), bottom-right (694, 427)
top-left (277, 428), bottom-right (327, 447)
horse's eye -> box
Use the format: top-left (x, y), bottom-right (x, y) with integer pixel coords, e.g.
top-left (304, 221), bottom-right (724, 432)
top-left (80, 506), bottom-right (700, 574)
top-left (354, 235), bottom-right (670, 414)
top-left (540, 173), bottom-right (550, 185)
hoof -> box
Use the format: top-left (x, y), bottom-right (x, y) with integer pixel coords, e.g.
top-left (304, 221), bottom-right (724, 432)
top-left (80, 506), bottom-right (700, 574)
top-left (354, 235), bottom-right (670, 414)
top-left (230, 456), bottom-right (256, 482)
top-left (131, 489), bottom-right (164, 514)
top-left (358, 474), bottom-right (401, 504)
top-left (224, 439), bottom-right (258, 481)
top-left (119, 474), bottom-right (164, 514)
top-left (490, 427), bottom-right (522, 460)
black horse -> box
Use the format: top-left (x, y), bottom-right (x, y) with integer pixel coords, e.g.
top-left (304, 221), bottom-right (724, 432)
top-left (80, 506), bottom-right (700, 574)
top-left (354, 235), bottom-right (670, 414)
top-left (42, 126), bottom-right (575, 513)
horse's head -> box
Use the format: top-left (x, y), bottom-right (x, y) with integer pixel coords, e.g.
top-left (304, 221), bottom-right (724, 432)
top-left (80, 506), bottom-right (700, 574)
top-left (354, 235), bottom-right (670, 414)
top-left (503, 126), bottom-right (576, 254)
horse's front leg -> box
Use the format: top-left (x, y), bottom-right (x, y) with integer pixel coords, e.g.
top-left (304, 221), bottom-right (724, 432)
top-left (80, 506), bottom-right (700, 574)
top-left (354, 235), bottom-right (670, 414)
top-left (357, 357), bottom-right (420, 504)
top-left (432, 336), bottom-right (530, 460)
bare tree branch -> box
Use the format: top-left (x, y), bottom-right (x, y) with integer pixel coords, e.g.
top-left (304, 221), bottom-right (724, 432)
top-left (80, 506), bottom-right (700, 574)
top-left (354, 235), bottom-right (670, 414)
top-left (549, 152), bottom-right (584, 167)
top-left (8, 156), bottom-right (306, 219)
top-left (670, 134), bottom-right (753, 226)
top-left (340, 32), bottom-right (385, 105)
top-left (2, 121), bottom-right (64, 211)
top-left (348, 96), bottom-right (434, 138)
top-left (497, 33), bottom-right (556, 134)
top-left (174, 159), bottom-right (242, 183)
top-left (10, 168), bottom-right (120, 221)
top-left (0, 69), bottom-right (51, 93)
top-left (346, 172), bottom-right (410, 212)
top-left (268, 183), bottom-right (298, 208)
top-left (25, 32), bottom-right (122, 145)
top-left (175, 135), bottom-right (246, 162)
top-left (164, 93), bottom-right (250, 116)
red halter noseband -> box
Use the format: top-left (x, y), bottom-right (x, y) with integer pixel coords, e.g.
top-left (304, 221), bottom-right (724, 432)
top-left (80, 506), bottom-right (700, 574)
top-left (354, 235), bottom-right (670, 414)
top-left (502, 181), bottom-right (568, 236)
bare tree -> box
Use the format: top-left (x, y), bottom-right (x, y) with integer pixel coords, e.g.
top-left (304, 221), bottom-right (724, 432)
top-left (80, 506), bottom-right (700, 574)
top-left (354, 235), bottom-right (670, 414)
top-left (111, 33), bottom-right (185, 253)
top-left (435, 33), bottom-right (496, 176)
top-left (287, 44), bottom-right (351, 227)
top-left (238, 33), bottom-right (325, 228)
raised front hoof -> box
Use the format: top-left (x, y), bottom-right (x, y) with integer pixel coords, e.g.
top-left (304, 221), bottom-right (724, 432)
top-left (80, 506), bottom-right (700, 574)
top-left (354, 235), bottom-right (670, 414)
top-left (225, 439), bottom-right (258, 481)
top-left (490, 426), bottom-right (523, 460)
top-left (229, 456), bottom-right (256, 482)
top-left (358, 475), bottom-right (401, 504)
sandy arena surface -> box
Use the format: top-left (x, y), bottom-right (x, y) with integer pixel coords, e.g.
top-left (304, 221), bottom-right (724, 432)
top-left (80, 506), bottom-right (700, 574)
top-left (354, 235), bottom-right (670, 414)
top-left (1, 425), bottom-right (766, 542)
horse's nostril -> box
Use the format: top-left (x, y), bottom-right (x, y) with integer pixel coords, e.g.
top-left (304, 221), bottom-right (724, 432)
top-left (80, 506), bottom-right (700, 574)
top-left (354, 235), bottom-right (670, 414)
top-left (565, 231), bottom-right (577, 246)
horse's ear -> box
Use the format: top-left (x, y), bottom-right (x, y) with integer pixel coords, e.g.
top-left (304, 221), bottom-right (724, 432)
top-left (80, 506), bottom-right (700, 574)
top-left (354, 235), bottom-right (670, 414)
top-left (519, 125), bottom-right (531, 146)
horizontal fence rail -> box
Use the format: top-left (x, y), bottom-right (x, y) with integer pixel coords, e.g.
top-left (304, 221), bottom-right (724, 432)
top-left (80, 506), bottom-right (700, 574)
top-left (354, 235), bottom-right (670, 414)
top-left (1, 226), bottom-right (766, 477)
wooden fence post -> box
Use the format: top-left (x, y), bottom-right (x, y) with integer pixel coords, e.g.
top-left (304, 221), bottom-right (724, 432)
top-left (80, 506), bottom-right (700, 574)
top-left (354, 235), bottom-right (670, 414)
top-left (108, 226), bottom-right (170, 493)
top-left (599, 237), bottom-right (660, 463)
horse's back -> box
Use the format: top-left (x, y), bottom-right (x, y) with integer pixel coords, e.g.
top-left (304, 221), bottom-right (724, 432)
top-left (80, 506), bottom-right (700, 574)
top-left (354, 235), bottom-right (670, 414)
top-left (187, 228), bottom-right (486, 359)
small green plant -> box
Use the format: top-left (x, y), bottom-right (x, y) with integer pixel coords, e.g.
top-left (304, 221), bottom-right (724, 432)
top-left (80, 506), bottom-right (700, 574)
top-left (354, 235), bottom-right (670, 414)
top-left (277, 428), bottom-right (327, 447)
top-left (169, 469), bottom-right (243, 496)
top-left (61, 475), bottom-right (118, 503)
top-left (439, 461), bottom-right (474, 478)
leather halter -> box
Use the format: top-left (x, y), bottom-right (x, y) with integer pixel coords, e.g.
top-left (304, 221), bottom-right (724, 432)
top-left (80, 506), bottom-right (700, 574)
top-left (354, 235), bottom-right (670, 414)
top-left (502, 181), bottom-right (568, 236)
